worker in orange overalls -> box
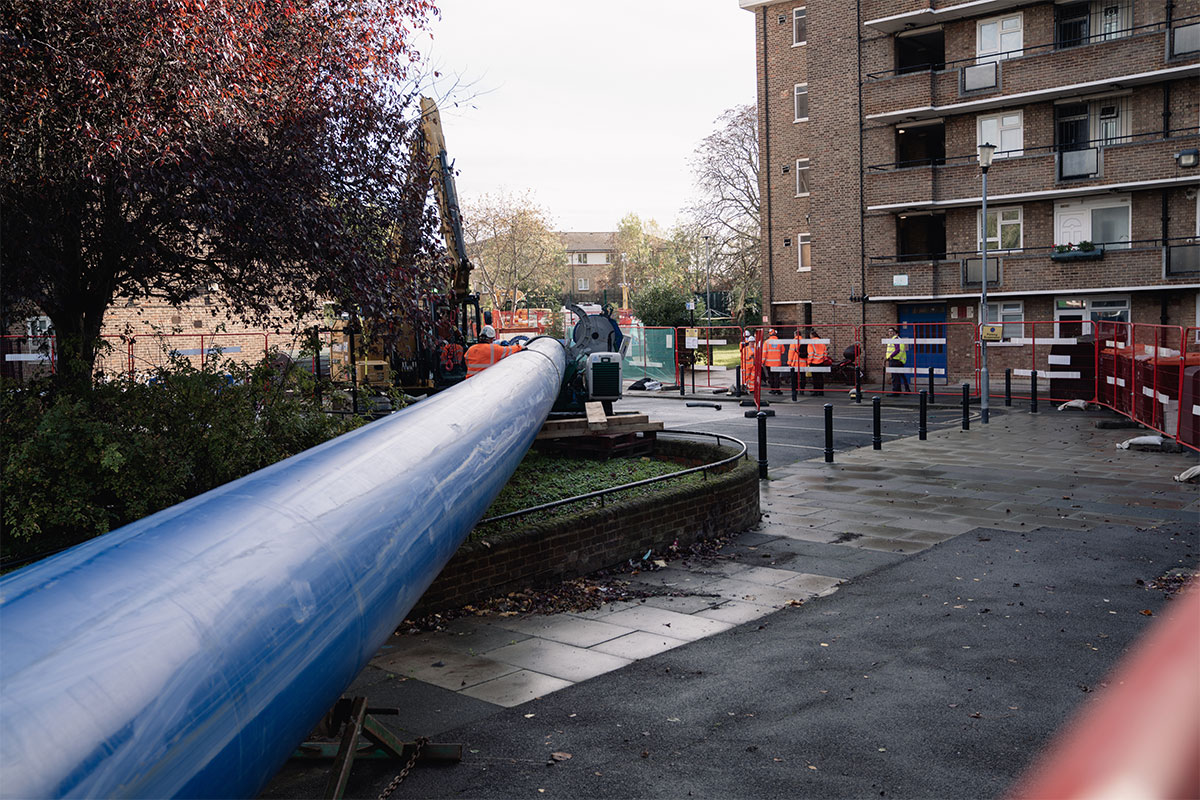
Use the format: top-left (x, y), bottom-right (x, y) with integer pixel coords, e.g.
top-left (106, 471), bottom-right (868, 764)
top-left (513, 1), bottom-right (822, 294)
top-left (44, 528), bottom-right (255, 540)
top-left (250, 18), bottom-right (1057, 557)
top-left (787, 326), bottom-right (807, 393)
top-left (739, 330), bottom-right (758, 396)
top-left (762, 328), bottom-right (785, 395)
top-left (801, 327), bottom-right (832, 396)
top-left (465, 325), bottom-right (523, 378)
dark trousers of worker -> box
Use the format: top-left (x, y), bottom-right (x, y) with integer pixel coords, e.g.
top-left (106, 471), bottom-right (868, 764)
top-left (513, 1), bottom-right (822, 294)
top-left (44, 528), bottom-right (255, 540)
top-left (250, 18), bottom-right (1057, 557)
top-left (764, 367), bottom-right (781, 391)
top-left (888, 358), bottom-right (910, 393)
top-left (799, 372), bottom-right (824, 395)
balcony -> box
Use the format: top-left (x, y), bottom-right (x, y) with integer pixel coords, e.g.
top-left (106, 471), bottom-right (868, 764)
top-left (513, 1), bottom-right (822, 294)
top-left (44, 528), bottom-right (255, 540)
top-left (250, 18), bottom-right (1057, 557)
top-left (865, 132), bottom-right (1198, 210)
top-left (863, 20), bottom-right (1199, 122)
top-left (865, 240), bottom-right (1193, 298)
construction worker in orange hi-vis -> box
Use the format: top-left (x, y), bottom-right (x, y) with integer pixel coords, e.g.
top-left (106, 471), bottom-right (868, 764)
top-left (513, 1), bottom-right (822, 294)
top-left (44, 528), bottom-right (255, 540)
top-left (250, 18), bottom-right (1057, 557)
top-left (465, 325), bottom-right (523, 378)
top-left (739, 330), bottom-right (758, 395)
top-left (787, 326), bottom-right (807, 392)
top-left (802, 327), bottom-right (832, 396)
top-left (762, 328), bottom-right (785, 395)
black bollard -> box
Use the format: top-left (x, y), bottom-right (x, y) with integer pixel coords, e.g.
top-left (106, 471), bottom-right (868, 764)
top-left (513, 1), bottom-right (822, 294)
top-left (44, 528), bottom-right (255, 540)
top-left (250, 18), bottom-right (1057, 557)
top-left (691, 363), bottom-right (696, 395)
top-left (872, 396), bottom-right (882, 450)
top-left (928, 366), bottom-right (935, 403)
top-left (919, 390), bottom-right (928, 440)
top-left (1030, 369), bottom-right (1039, 413)
top-left (824, 404), bottom-right (834, 463)
top-left (757, 411), bottom-right (769, 478)
top-left (791, 368), bottom-right (799, 401)
top-left (961, 383), bottom-right (970, 430)
top-left (1005, 368), bottom-right (1012, 407)
top-left (735, 365), bottom-right (742, 396)
top-left (855, 365), bottom-right (862, 403)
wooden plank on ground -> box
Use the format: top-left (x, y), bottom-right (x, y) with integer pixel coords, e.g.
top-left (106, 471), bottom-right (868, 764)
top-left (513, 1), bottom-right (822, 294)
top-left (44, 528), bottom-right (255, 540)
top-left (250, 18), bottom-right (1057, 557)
top-left (585, 402), bottom-right (608, 431)
top-left (536, 421), bottom-right (663, 440)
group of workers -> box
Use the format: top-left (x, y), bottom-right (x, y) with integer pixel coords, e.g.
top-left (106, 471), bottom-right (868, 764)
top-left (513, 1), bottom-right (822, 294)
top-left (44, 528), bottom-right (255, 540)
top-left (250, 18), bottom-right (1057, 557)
top-left (464, 325), bottom-right (523, 378)
top-left (740, 327), bottom-right (833, 396)
top-left (739, 326), bottom-right (911, 396)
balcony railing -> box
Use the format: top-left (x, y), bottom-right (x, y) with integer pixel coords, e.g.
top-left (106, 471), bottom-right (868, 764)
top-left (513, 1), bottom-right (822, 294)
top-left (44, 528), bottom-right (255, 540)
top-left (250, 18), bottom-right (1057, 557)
top-left (1166, 242), bottom-right (1200, 276)
top-left (866, 129), bottom-right (1197, 172)
top-left (1058, 147), bottom-right (1099, 180)
top-left (865, 15), bottom-right (1198, 81)
top-left (867, 237), bottom-right (1195, 265)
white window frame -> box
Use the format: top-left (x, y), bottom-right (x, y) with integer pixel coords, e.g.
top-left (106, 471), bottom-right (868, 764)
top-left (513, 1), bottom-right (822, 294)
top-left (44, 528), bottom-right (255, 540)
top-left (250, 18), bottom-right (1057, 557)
top-left (977, 206), bottom-right (1023, 252)
top-left (984, 300), bottom-right (1024, 342)
top-left (1053, 195), bottom-right (1131, 249)
top-left (1091, 96), bottom-right (1130, 146)
top-left (794, 84), bottom-right (809, 123)
top-left (795, 158), bottom-right (811, 196)
top-left (977, 110), bottom-right (1023, 157)
top-left (576, 252), bottom-right (589, 264)
top-left (577, 277), bottom-right (590, 291)
top-left (797, 233), bottom-right (812, 272)
top-left (977, 13), bottom-right (1023, 63)
top-left (793, 7), bottom-right (807, 46)
top-left (1054, 294), bottom-right (1130, 337)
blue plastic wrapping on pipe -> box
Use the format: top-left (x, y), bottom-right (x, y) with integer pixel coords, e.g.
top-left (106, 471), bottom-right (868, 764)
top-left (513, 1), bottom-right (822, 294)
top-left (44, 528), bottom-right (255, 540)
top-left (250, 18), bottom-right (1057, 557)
top-left (0, 337), bottom-right (567, 799)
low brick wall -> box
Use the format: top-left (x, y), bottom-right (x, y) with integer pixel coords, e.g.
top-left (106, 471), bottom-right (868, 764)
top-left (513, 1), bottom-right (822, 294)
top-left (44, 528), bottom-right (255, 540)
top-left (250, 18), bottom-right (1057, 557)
top-left (411, 439), bottom-right (761, 616)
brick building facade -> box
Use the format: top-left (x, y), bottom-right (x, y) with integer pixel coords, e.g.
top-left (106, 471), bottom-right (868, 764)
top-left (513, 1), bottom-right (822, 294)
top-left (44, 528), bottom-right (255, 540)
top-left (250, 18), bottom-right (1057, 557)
top-left (741, 0), bottom-right (1200, 346)
top-left (561, 232), bottom-right (619, 305)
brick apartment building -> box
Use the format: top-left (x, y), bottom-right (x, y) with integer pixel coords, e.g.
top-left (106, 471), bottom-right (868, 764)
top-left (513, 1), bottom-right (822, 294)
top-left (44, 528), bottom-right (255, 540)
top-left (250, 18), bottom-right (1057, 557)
top-left (562, 232), bottom-right (619, 305)
top-left (740, 0), bottom-right (1200, 349)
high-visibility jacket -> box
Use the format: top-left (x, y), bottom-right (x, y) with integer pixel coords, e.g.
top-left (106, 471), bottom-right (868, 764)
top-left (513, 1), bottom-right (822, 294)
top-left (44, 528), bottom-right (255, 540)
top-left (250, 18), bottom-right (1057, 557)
top-left (885, 336), bottom-right (907, 365)
top-left (465, 341), bottom-right (522, 377)
top-left (762, 335), bottom-right (785, 368)
top-left (740, 341), bottom-right (758, 391)
top-left (808, 341), bottom-right (831, 365)
top-left (787, 340), bottom-right (806, 369)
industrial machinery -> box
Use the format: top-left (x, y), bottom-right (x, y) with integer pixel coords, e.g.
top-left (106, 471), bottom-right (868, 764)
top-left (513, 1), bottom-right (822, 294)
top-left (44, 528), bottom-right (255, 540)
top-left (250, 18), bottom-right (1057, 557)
top-left (552, 304), bottom-right (627, 412)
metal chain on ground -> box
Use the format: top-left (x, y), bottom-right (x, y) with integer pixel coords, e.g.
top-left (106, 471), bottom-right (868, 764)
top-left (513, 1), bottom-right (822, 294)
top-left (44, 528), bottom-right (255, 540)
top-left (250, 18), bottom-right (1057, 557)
top-left (377, 736), bottom-right (427, 800)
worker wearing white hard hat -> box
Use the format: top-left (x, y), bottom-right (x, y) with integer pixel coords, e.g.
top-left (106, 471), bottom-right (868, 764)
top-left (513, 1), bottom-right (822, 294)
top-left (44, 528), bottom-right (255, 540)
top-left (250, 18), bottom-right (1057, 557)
top-left (465, 324), bottom-right (521, 377)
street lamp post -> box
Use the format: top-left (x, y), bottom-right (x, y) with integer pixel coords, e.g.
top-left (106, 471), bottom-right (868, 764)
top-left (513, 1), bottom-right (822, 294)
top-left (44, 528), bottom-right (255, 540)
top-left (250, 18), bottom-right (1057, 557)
top-left (703, 235), bottom-right (712, 329)
top-left (978, 142), bottom-right (996, 424)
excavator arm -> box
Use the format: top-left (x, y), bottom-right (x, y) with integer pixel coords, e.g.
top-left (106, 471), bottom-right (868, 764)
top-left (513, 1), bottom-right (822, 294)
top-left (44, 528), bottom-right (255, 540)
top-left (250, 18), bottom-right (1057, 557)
top-left (420, 97), bottom-right (473, 301)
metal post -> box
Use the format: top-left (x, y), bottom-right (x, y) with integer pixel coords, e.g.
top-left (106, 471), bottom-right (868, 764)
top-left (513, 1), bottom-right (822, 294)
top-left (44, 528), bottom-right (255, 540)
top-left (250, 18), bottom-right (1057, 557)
top-left (961, 383), bottom-right (970, 430)
top-left (791, 368), bottom-right (798, 401)
top-left (980, 160), bottom-right (991, 425)
top-left (872, 397), bottom-right (882, 450)
top-left (855, 364), bottom-right (862, 403)
top-left (704, 235), bottom-right (712, 331)
top-left (919, 390), bottom-right (928, 440)
top-left (691, 361), bottom-right (696, 395)
top-left (757, 411), bottom-right (768, 479)
top-left (928, 366), bottom-right (935, 403)
top-left (824, 404), bottom-right (834, 463)
top-left (1030, 369), bottom-right (1039, 413)
top-left (1005, 368), bottom-right (1012, 406)
top-left (679, 361), bottom-right (685, 397)
top-left (735, 365), bottom-right (742, 396)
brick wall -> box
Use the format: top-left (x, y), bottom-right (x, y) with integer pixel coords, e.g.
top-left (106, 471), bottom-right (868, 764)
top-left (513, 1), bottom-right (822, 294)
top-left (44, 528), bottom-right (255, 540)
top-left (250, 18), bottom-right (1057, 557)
top-left (410, 440), bottom-right (761, 615)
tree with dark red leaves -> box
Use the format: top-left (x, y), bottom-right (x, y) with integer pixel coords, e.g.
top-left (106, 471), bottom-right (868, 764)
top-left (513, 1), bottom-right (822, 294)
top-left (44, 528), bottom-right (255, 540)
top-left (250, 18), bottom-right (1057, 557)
top-left (1, 0), bottom-right (445, 386)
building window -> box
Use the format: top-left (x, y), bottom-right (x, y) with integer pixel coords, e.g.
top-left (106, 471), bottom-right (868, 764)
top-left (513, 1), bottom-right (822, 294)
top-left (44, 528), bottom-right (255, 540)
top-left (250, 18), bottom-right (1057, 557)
top-left (896, 122), bottom-right (945, 167)
top-left (1054, 196), bottom-right (1131, 249)
top-left (1056, 0), bottom-right (1131, 48)
top-left (577, 277), bottom-right (590, 291)
top-left (797, 233), bottom-right (812, 271)
top-left (979, 207), bottom-right (1023, 251)
top-left (576, 253), bottom-right (588, 264)
top-left (795, 159), bottom-right (811, 196)
top-left (977, 111), bottom-right (1023, 157)
top-left (1055, 295), bottom-right (1129, 336)
top-left (897, 214), bottom-right (947, 262)
top-left (794, 84), bottom-right (809, 122)
top-left (985, 301), bottom-right (1024, 339)
top-left (793, 8), bottom-right (807, 46)
top-left (977, 13), bottom-right (1023, 63)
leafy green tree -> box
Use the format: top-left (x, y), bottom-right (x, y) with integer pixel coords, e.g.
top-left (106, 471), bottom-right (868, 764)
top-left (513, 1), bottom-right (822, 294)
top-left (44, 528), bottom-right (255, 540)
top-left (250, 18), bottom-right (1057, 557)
top-left (630, 280), bottom-right (705, 329)
top-left (465, 191), bottom-right (565, 313)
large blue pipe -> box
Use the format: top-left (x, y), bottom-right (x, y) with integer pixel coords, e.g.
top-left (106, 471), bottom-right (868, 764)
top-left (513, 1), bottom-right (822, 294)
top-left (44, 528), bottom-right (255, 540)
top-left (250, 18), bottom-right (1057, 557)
top-left (0, 337), bottom-right (567, 799)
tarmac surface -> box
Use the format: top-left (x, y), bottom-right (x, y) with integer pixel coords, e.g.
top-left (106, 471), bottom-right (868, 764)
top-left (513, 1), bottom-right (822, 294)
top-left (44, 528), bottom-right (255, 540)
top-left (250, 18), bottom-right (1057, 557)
top-left (261, 397), bottom-right (1198, 800)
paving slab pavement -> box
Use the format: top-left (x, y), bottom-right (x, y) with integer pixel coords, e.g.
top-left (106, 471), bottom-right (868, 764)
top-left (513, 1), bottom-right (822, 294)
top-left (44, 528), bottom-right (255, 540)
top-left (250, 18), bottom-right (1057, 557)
top-left (261, 410), bottom-right (1197, 799)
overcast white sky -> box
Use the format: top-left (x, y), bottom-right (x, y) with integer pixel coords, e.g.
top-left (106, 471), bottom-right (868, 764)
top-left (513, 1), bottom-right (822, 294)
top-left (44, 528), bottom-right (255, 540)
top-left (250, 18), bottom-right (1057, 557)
top-left (418, 1), bottom-right (757, 233)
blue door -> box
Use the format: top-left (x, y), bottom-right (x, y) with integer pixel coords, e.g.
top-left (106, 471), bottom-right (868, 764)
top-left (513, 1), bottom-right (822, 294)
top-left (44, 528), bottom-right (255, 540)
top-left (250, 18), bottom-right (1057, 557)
top-left (898, 303), bottom-right (947, 386)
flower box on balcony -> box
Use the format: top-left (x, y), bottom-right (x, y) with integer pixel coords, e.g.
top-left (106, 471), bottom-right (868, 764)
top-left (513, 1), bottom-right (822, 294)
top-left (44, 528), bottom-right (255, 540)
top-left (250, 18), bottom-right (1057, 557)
top-left (1051, 244), bottom-right (1105, 262)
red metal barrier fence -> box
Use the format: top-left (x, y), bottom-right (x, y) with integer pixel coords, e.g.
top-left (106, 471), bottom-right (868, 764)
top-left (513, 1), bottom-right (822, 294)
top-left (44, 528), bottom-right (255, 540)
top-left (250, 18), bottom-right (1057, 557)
top-left (677, 326), bottom-right (744, 393)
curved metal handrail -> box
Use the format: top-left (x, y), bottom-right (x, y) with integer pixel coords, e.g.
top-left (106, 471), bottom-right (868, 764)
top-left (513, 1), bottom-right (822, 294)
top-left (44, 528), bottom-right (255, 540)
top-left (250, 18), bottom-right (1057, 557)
top-left (476, 430), bottom-right (749, 525)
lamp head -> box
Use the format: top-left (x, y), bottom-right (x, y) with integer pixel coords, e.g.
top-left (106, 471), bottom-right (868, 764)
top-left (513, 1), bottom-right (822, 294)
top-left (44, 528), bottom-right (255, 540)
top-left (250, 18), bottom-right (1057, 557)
top-left (1175, 148), bottom-right (1199, 169)
top-left (978, 142), bottom-right (996, 171)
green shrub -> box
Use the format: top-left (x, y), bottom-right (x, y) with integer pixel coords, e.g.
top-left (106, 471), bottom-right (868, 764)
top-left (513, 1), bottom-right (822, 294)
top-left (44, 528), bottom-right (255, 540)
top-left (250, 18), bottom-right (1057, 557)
top-left (1, 353), bottom-right (364, 564)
